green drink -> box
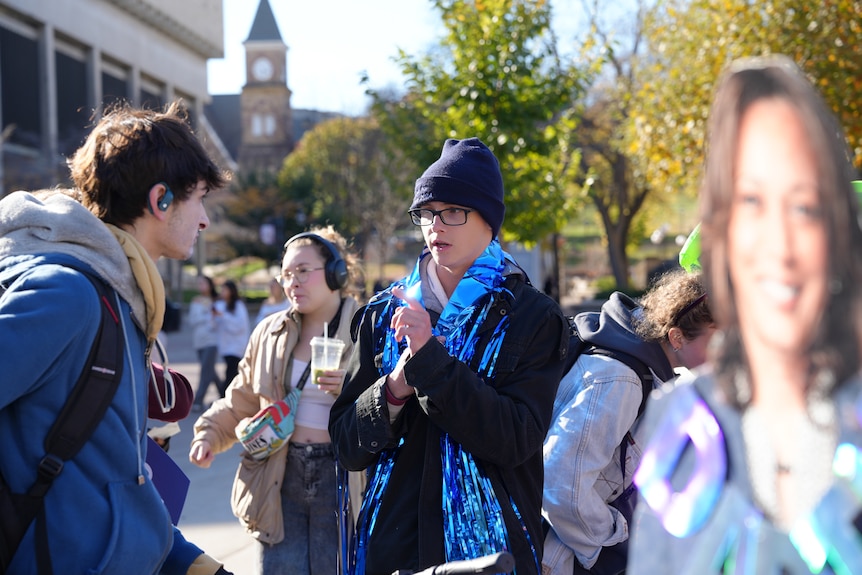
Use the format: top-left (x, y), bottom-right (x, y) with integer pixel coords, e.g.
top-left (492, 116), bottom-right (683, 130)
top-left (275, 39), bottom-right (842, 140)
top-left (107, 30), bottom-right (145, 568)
top-left (310, 336), bottom-right (345, 385)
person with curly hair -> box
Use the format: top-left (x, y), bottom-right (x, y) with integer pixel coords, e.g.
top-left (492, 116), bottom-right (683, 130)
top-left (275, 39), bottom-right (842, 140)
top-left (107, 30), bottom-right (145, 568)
top-left (542, 268), bottom-right (715, 575)
top-left (636, 269), bottom-right (714, 372)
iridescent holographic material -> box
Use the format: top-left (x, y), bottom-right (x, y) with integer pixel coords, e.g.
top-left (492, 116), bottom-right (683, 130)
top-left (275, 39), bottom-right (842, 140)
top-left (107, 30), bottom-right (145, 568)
top-left (634, 383), bottom-right (727, 538)
top-left (634, 382), bottom-right (862, 574)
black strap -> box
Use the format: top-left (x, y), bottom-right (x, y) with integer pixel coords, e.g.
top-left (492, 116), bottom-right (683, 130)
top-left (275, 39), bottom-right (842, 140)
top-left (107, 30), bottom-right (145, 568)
top-left (583, 346), bottom-right (652, 418)
top-left (295, 361), bottom-right (312, 392)
top-left (328, 297), bottom-right (345, 336)
top-left (35, 513), bottom-right (51, 575)
top-left (30, 275), bottom-right (123, 495)
top-left (582, 346), bottom-right (653, 492)
top-left (0, 270), bottom-right (123, 574)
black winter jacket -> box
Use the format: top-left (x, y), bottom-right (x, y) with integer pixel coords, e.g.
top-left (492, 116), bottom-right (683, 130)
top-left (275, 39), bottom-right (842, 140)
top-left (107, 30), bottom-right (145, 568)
top-left (330, 275), bottom-right (568, 575)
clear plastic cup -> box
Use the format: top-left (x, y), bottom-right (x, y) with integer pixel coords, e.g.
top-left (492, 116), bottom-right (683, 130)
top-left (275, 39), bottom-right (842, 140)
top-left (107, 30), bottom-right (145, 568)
top-left (310, 336), bottom-right (346, 385)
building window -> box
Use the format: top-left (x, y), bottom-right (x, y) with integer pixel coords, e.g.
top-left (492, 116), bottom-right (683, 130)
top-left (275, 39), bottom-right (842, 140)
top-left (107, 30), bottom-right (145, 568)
top-left (252, 113), bottom-right (262, 137)
top-left (175, 91), bottom-right (196, 128)
top-left (140, 74), bottom-right (165, 112)
top-left (101, 59), bottom-right (129, 109)
top-left (264, 114), bottom-right (275, 136)
top-left (1, 26), bottom-right (41, 149)
top-left (101, 72), bottom-right (128, 109)
top-left (140, 91), bottom-right (163, 111)
top-left (56, 42), bottom-right (89, 156)
top-left (252, 113), bottom-right (276, 138)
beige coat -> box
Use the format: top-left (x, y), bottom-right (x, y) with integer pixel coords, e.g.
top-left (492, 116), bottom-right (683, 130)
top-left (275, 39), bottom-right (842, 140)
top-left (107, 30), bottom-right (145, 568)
top-left (192, 297), bottom-right (360, 544)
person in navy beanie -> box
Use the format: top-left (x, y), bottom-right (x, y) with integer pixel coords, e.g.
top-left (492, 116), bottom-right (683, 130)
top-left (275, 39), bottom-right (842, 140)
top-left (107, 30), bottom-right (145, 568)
top-left (411, 137), bottom-right (506, 238)
top-left (330, 136), bottom-right (568, 575)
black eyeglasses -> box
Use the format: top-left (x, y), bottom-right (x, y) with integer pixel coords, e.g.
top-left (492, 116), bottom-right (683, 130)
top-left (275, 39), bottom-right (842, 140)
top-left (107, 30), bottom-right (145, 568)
top-left (408, 207), bottom-right (473, 226)
top-left (672, 293), bottom-right (708, 325)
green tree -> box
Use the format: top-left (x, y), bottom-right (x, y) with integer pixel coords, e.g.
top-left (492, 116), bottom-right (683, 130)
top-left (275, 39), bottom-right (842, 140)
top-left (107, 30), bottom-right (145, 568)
top-left (547, 0), bottom-right (668, 289)
top-left (220, 171), bottom-right (296, 264)
top-left (278, 116), bottom-right (419, 283)
top-left (632, 0), bottom-right (862, 203)
top-left (368, 0), bottom-right (587, 252)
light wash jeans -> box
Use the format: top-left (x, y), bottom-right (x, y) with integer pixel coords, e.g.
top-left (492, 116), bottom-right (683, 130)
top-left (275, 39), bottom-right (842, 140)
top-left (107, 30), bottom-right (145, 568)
top-left (259, 442), bottom-right (337, 575)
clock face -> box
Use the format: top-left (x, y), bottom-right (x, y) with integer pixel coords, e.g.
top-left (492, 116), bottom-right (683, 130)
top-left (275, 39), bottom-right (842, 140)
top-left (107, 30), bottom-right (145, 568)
top-left (252, 57), bottom-right (274, 81)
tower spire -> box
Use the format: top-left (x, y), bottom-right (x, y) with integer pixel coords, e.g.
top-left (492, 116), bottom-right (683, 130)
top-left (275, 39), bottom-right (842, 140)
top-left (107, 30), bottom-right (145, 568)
top-left (246, 0), bottom-right (283, 43)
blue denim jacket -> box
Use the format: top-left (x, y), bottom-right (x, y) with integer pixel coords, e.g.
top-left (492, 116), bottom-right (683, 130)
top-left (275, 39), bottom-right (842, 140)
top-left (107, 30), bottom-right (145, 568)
top-left (542, 353), bottom-right (663, 572)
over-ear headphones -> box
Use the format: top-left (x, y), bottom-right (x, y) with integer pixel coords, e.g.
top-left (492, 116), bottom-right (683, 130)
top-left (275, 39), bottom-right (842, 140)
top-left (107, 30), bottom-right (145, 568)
top-left (283, 232), bottom-right (349, 291)
top-left (147, 183), bottom-right (174, 214)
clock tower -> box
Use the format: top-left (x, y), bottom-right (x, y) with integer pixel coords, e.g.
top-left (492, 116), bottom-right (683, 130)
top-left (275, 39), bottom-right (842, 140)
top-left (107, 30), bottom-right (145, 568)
top-left (238, 0), bottom-right (293, 174)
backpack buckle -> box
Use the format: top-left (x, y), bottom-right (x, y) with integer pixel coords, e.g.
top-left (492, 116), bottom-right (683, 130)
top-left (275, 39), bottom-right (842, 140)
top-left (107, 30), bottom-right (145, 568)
top-left (37, 454), bottom-right (64, 480)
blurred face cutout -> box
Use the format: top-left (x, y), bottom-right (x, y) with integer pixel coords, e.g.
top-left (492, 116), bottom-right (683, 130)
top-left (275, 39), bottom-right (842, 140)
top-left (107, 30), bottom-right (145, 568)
top-left (728, 97), bottom-right (828, 358)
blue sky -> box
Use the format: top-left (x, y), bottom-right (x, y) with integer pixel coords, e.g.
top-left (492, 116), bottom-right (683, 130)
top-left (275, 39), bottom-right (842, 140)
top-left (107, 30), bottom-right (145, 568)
top-left (207, 0), bottom-right (443, 115)
top-left (207, 0), bottom-right (586, 116)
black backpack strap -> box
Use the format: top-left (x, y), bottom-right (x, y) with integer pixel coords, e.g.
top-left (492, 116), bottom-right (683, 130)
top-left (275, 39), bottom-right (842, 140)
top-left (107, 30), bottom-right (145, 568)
top-left (38, 274), bottom-right (123, 477)
top-left (583, 347), bottom-right (652, 417)
top-left (583, 346), bottom-right (654, 485)
top-left (0, 271), bottom-right (123, 573)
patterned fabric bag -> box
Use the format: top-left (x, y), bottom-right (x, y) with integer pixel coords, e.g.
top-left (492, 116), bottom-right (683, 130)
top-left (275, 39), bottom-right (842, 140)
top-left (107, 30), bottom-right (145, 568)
top-left (236, 362), bottom-right (310, 460)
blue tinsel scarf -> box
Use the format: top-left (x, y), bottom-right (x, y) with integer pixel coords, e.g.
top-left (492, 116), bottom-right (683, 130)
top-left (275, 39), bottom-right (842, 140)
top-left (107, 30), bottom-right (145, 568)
top-left (342, 240), bottom-right (522, 574)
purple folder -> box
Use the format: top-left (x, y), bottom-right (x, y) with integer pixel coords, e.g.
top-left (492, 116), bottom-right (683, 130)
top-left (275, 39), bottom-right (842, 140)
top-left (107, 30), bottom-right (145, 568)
top-left (145, 436), bottom-right (190, 525)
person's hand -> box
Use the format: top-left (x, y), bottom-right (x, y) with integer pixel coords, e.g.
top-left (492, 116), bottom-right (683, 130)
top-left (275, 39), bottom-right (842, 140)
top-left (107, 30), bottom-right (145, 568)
top-left (390, 286), bottom-right (432, 355)
top-left (316, 368), bottom-right (345, 395)
top-left (385, 347), bottom-right (414, 401)
top-left (189, 439), bottom-right (214, 468)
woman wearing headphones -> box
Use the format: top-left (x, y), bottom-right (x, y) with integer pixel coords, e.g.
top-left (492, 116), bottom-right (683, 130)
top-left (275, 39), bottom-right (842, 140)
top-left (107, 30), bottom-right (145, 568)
top-left (189, 225), bottom-right (362, 575)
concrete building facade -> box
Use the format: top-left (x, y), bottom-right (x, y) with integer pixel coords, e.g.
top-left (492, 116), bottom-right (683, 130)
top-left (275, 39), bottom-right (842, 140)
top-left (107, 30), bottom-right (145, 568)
top-left (0, 0), bottom-right (224, 194)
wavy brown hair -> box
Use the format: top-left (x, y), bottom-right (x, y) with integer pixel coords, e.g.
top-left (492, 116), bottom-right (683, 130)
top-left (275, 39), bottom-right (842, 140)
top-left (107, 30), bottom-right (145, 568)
top-left (68, 100), bottom-right (227, 227)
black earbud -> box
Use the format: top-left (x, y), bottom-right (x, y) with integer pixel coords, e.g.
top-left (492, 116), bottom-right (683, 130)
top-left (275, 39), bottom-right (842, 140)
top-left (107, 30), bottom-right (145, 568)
top-left (148, 183), bottom-right (174, 214)
top-left (157, 188), bottom-right (174, 211)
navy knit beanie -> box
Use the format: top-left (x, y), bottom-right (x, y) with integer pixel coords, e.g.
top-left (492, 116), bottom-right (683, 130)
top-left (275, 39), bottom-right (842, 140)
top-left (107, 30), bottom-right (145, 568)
top-left (411, 137), bottom-right (506, 238)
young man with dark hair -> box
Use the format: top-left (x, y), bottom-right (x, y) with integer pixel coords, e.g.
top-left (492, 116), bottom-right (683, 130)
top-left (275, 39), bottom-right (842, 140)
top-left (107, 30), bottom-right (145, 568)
top-left (0, 102), bottom-right (230, 574)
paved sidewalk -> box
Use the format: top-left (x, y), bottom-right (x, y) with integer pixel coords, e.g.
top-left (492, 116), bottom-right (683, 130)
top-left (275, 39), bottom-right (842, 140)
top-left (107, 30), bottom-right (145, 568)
top-left (159, 318), bottom-right (259, 575)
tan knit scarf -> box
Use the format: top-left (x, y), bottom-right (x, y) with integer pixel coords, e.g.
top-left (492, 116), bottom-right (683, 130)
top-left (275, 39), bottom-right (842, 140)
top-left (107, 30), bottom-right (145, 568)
top-left (106, 224), bottom-right (164, 342)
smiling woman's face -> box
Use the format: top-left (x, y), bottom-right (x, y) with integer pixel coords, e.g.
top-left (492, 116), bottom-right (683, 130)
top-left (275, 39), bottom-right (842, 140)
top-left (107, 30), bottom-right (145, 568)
top-left (728, 97), bottom-right (828, 359)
